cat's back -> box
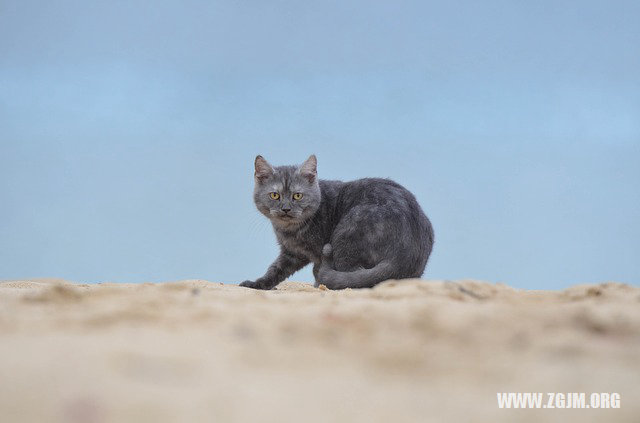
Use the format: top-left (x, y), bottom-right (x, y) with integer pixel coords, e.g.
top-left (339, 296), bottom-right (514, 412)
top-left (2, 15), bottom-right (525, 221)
top-left (321, 177), bottom-right (432, 246)
top-left (338, 177), bottom-right (419, 208)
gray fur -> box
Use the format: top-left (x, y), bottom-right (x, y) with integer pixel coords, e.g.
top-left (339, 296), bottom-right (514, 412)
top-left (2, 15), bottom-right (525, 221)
top-left (240, 155), bottom-right (434, 290)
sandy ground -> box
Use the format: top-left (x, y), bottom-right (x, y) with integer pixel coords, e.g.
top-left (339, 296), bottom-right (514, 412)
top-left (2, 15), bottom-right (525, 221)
top-left (0, 278), bottom-right (639, 423)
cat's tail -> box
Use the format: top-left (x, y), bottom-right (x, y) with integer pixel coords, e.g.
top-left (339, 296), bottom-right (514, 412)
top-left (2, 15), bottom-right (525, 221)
top-left (316, 244), bottom-right (395, 290)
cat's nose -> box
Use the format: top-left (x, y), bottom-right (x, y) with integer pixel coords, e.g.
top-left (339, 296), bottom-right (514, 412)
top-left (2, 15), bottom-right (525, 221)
top-left (282, 208), bottom-right (291, 213)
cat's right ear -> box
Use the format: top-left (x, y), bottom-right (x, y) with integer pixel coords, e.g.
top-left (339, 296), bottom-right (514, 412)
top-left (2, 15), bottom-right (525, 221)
top-left (254, 155), bottom-right (274, 183)
top-left (299, 154), bottom-right (317, 183)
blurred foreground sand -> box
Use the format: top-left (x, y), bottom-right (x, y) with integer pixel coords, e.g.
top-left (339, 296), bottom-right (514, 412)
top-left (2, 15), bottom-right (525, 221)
top-left (1, 279), bottom-right (639, 422)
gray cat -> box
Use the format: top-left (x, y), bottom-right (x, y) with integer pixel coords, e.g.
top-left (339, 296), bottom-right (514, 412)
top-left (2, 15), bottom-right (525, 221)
top-left (240, 155), bottom-right (434, 290)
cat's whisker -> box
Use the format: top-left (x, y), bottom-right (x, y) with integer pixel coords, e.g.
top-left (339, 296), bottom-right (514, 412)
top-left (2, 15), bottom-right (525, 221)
top-left (247, 214), bottom-right (269, 237)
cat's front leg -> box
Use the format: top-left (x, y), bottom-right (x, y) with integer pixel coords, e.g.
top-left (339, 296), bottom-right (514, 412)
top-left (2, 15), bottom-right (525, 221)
top-left (240, 250), bottom-right (309, 290)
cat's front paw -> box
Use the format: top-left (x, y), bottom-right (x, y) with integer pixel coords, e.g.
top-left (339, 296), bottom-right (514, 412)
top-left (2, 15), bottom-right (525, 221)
top-left (240, 280), bottom-right (275, 290)
top-left (240, 280), bottom-right (260, 289)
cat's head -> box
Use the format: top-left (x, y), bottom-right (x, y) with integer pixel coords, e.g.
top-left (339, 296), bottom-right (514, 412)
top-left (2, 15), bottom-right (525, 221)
top-left (252, 155), bottom-right (321, 227)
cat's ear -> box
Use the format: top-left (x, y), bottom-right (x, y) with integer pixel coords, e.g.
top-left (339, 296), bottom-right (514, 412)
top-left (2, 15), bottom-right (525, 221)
top-left (299, 154), bottom-right (317, 183)
top-left (254, 155), bottom-right (274, 182)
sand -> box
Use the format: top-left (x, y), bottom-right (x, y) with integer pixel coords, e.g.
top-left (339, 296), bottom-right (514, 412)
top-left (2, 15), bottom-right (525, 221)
top-left (0, 278), bottom-right (639, 423)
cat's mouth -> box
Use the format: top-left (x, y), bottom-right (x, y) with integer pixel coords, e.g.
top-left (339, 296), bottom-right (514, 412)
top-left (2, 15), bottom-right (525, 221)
top-left (269, 210), bottom-right (301, 224)
top-left (274, 213), bottom-right (300, 223)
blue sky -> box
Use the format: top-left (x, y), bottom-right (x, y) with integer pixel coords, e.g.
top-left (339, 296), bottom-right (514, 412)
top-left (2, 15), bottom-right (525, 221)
top-left (1, 1), bottom-right (639, 289)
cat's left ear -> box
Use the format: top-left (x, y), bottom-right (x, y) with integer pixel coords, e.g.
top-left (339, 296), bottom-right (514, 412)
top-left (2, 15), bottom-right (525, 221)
top-left (255, 155), bottom-right (274, 183)
top-left (299, 154), bottom-right (317, 183)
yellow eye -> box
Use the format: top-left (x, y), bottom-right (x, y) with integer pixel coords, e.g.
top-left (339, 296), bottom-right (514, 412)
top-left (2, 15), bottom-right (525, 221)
top-left (269, 192), bottom-right (280, 200)
top-left (293, 193), bottom-right (303, 200)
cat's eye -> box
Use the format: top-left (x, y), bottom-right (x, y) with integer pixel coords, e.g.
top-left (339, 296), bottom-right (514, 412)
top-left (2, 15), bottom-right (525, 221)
top-left (293, 193), bottom-right (303, 200)
top-left (269, 192), bottom-right (280, 200)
